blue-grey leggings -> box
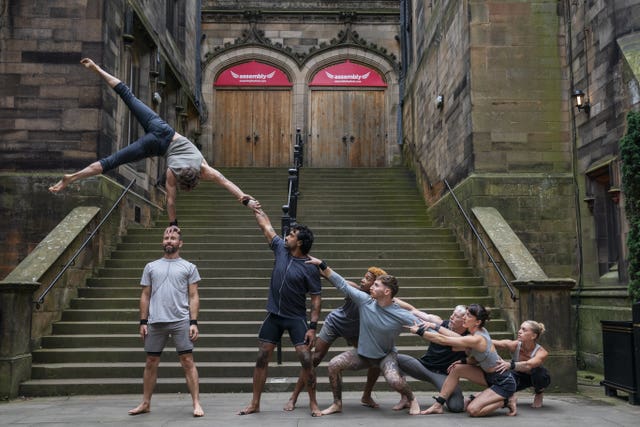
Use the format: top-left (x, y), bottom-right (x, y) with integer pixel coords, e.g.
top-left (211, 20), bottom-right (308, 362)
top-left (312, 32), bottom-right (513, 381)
top-left (99, 82), bottom-right (175, 172)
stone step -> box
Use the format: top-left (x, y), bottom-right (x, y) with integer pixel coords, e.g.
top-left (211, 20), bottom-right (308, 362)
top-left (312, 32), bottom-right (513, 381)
top-left (94, 266), bottom-right (476, 277)
top-left (85, 276), bottom-right (485, 288)
top-left (78, 285), bottom-right (489, 299)
top-left (19, 375), bottom-right (488, 396)
top-left (68, 295), bottom-right (495, 310)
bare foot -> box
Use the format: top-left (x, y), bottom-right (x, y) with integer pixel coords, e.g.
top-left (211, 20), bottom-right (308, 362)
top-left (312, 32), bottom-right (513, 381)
top-left (408, 397), bottom-right (421, 415)
top-left (128, 402), bottom-right (150, 416)
top-left (193, 402), bottom-right (204, 417)
top-left (392, 395), bottom-right (409, 410)
top-left (361, 396), bottom-right (379, 408)
top-left (49, 175), bottom-right (72, 193)
top-left (310, 403), bottom-right (323, 417)
top-left (532, 392), bottom-right (543, 408)
top-left (237, 404), bottom-right (259, 415)
top-left (320, 402), bottom-right (342, 415)
top-left (420, 402), bottom-right (443, 415)
top-left (283, 398), bottom-right (296, 411)
top-left (507, 395), bottom-right (518, 416)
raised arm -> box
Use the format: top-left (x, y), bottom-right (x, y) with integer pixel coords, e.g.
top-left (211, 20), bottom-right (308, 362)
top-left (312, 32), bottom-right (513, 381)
top-left (253, 209), bottom-right (277, 243)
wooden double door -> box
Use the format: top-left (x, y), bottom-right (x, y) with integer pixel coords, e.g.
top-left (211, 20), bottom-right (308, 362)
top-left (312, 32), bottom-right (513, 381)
top-left (213, 89), bottom-right (292, 167)
top-left (309, 89), bottom-right (386, 167)
top-left (212, 88), bottom-right (386, 167)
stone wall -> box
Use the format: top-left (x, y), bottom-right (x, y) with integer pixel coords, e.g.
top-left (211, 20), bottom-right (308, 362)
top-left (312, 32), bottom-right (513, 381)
top-left (567, 0), bottom-right (640, 372)
top-left (402, 1), bottom-right (579, 378)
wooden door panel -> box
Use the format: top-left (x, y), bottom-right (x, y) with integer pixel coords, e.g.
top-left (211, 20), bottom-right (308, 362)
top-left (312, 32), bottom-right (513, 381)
top-left (252, 91), bottom-right (291, 167)
top-left (310, 90), bottom-right (385, 167)
top-left (213, 91), bottom-right (253, 166)
top-left (311, 91), bottom-right (348, 167)
top-left (349, 91), bottom-right (385, 167)
top-left (213, 90), bottom-right (292, 166)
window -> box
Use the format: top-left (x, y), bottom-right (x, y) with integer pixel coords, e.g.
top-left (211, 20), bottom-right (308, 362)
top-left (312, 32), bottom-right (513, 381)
top-left (585, 157), bottom-right (622, 281)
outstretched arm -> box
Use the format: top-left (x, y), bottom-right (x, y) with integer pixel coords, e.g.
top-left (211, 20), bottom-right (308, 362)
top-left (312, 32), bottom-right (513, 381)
top-left (200, 161), bottom-right (261, 212)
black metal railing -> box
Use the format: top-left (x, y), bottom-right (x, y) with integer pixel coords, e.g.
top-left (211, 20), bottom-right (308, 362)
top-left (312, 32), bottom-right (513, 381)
top-left (281, 128), bottom-right (304, 237)
top-left (276, 129), bottom-right (305, 364)
top-left (443, 179), bottom-right (517, 301)
top-left (34, 179), bottom-right (136, 308)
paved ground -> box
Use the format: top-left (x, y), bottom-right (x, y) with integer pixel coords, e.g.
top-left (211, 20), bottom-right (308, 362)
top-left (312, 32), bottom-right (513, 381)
top-left (1, 382), bottom-right (639, 427)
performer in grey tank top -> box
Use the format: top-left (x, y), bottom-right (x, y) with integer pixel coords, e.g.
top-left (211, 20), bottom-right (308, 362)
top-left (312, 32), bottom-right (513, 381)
top-left (50, 58), bottom-right (261, 225)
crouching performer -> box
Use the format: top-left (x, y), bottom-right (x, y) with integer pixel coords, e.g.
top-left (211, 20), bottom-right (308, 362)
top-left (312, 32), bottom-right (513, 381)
top-left (307, 256), bottom-right (422, 416)
top-left (410, 303), bottom-right (517, 417)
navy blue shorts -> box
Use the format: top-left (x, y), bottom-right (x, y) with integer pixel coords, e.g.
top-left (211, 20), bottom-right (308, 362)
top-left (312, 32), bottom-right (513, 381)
top-left (258, 312), bottom-right (309, 346)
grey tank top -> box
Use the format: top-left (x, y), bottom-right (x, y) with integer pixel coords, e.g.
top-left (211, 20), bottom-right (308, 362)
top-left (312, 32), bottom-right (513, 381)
top-left (511, 341), bottom-right (541, 362)
top-left (166, 136), bottom-right (203, 173)
top-left (469, 328), bottom-right (500, 371)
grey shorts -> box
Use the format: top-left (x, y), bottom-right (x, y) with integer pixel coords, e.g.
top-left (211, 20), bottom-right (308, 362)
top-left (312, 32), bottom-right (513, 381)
top-left (144, 319), bottom-right (193, 355)
top-left (317, 318), bottom-right (358, 346)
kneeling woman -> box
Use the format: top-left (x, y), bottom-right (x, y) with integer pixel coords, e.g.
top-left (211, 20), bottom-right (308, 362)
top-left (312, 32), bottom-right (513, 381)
top-left (409, 303), bottom-right (516, 417)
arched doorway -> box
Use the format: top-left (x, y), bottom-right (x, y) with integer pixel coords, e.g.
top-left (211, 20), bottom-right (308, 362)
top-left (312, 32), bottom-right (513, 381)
top-left (308, 61), bottom-right (387, 167)
top-left (212, 61), bottom-right (293, 166)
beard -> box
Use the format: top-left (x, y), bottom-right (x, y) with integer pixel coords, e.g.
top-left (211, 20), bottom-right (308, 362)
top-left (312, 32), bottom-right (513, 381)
top-left (163, 244), bottom-right (177, 254)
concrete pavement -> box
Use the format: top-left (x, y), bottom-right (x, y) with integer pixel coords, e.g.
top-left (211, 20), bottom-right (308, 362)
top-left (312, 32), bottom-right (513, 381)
top-left (1, 384), bottom-right (639, 427)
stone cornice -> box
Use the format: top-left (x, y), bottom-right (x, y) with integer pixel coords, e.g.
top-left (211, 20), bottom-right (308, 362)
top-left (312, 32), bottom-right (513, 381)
top-left (202, 9), bottom-right (399, 71)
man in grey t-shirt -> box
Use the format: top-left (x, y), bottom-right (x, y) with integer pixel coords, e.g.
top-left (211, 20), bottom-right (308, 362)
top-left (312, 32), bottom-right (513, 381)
top-left (128, 226), bottom-right (204, 418)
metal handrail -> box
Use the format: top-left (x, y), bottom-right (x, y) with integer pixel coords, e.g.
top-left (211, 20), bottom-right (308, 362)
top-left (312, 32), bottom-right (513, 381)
top-left (443, 179), bottom-right (517, 301)
top-left (34, 179), bottom-right (136, 307)
top-left (281, 128), bottom-right (304, 236)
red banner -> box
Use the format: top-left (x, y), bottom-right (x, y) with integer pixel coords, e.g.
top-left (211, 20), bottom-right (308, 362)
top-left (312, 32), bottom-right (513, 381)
top-left (215, 61), bottom-right (292, 87)
top-left (309, 60), bottom-right (387, 87)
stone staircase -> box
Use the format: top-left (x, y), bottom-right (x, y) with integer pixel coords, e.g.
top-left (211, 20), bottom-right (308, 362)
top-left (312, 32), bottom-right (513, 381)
top-left (20, 167), bottom-right (508, 396)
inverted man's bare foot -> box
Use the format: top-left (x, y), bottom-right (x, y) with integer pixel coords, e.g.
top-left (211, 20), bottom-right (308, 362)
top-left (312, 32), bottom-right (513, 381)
top-left (532, 392), bottom-right (543, 408)
top-left (507, 395), bottom-right (518, 416)
top-left (361, 396), bottom-right (379, 408)
top-left (193, 403), bottom-right (204, 417)
top-left (128, 402), bottom-right (150, 416)
top-left (49, 175), bottom-right (72, 193)
top-left (420, 402), bottom-right (443, 415)
top-left (283, 398), bottom-right (296, 411)
top-left (408, 397), bottom-right (421, 415)
top-left (392, 395), bottom-right (409, 410)
top-left (320, 402), bottom-right (342, 415)
top-left (237, 404), bottom-right (259, 415)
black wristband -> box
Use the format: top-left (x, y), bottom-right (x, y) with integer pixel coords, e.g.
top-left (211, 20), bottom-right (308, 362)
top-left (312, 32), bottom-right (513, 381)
top-left (309, 321), bottom-right (318, 330)
top-left (241, 196), bottom-right (251, 206)
top-left (510, 360), bottom-right (516, 370)
top-left (140, 319), bottom-right (148, 325)
top-left (190, 319), bottom-right (198, 326)
top-left (416, 325), bottom-right (426, 336)
top-left (434, 324), bottom-right (441, 332)
top-left (169, 219), bottom-right (178, 226)
top-left (318, 261), bottom-right (328, 271)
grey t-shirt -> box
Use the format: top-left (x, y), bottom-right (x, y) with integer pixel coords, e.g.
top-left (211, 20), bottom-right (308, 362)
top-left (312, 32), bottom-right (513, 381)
top-left (166, 136), bottom-right (203, 173)
top-left (326, 271), bottom-right (418, 359)
top-left (141, 257), bottom-right (201, 323)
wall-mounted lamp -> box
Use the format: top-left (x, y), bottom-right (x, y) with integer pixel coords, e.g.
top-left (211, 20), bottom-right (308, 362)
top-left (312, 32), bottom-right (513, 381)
top-left (436, 94), bottom-right (444, 110)
top-left (572, 89), bottom-right (591, 114)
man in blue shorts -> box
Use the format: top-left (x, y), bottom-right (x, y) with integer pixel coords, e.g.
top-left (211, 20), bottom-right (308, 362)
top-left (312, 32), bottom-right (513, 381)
top-left (238, 208), bottom-right (322, 417)
top-left (128, 226), bottom-right (204, 417)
